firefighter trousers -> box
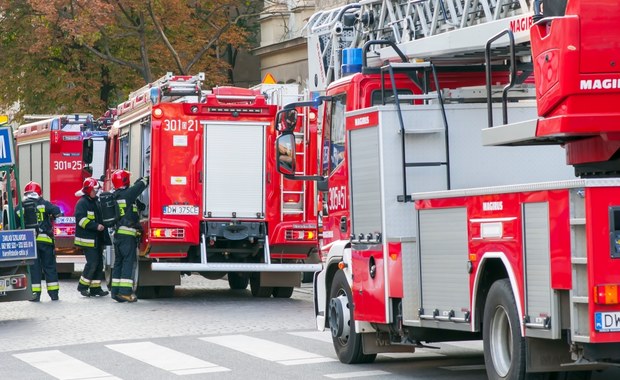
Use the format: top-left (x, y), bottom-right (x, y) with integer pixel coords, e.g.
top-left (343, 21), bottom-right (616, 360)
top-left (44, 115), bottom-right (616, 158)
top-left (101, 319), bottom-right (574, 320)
top-left (30, 243), bottom-right (59, 297)
top-left (111, 234), bottom-right (137, 296)
top-left (78, 246), bottom-right (105, 292)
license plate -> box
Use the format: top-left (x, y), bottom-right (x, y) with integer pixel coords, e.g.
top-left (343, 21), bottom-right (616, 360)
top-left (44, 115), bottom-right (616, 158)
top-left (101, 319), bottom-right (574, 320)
top-left (163, 205), bottom-right (199, 215)
top-left (595, 312), bottom-right (620, 332)
top-left (55, 216), bottom-right (76, 224)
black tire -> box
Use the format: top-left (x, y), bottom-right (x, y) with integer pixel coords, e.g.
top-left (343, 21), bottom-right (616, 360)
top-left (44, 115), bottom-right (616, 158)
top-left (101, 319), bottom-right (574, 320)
top-left (57, 272), bottom-right (73, 280)
top-left (250, 273), bottom-right (273, 297)
top-left (227, 272), bottom-right (249, 290)
top-left (329, 270), bottom-right (376, 364)
top-left (484, 279), bottom-right (526, 380)
top-left (136, 285), bottom-right (157, 299)
top-left (272, 286), bottom-right (294, 298)
top-left (104, 264), bottom-right (113, 289)
top-left (156, 285), bottom-right (175, 298)
top-left (551, 372), bottom-right (592, 380)
top-left (302, 272), bottom-right (314, 283)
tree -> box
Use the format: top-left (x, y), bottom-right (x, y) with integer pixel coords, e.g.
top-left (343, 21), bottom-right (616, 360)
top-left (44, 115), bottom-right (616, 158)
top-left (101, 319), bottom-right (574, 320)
top-left (0, 0), bottom-right (263, 119)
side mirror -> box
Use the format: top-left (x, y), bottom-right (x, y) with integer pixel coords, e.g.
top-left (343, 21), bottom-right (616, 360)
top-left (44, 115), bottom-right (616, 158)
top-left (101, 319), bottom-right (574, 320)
top-left (276, 109), bottom-right (298, 133)
top-left (82, 138), bottom-right (93, 165)
top-left (276, 134), bottom-right (296, 176)
top-left (82, 165), bottom-right (93, 178)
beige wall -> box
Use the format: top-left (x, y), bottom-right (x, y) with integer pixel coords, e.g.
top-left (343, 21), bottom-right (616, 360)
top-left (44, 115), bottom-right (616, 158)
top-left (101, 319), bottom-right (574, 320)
top-left (256, 1), bottom-right (351, 87)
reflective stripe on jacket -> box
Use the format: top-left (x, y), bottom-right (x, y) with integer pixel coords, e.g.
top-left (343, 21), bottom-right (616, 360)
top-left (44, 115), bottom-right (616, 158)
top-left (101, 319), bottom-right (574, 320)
top-left (74, 195), bottom-right (103, 248)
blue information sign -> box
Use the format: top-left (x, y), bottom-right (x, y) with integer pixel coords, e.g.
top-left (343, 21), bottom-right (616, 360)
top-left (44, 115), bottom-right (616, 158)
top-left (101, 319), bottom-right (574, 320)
top-left (0, 127), bottom-right (15, 166)
top-left (0, 229), bottom-right (37, 262)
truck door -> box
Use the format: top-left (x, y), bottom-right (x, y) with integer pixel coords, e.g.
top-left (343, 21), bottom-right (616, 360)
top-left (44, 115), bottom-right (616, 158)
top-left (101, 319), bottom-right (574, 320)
top-left (321, 94), bottom-right (348, 246)
top-left (140, 121), bottom-right (151, 216)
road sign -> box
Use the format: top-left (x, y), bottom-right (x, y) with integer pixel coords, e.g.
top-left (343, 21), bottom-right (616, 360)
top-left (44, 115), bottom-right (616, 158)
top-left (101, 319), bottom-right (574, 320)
top-left (262, 73), bottom-right (277, 84)
top-left (0, 127), bottom-right (15, 166)
top-left (0, 229), bottom-right (37, 262)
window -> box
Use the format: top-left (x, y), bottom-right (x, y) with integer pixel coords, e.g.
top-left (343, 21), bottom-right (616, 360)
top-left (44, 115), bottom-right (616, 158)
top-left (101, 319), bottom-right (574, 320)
top-left (139, 122), bottom-right (151, 213)
top-left (119, 134), bottom-right (130, 171)
top-left (371, 89), bottom-right (413, 105)
top-left (322, 94), bottom-right (347, 176)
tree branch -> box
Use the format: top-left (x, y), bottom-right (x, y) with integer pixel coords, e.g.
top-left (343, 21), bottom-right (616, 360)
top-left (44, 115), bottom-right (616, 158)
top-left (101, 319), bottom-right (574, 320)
top-left (146, 0), bottom-right (184, 74)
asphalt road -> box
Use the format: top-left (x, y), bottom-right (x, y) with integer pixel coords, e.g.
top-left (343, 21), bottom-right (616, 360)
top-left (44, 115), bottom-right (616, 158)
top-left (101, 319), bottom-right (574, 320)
top-left (1, 275), bottom-right (619, 380)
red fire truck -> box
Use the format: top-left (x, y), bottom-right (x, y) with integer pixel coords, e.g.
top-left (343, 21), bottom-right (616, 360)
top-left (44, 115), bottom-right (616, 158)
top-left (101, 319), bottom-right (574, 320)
top-left (278, 0), bottom-right (620, 378)
top-left (5, 114), bottom-right (108, 274)
top-left (100, 73), bottom-right (321, 298)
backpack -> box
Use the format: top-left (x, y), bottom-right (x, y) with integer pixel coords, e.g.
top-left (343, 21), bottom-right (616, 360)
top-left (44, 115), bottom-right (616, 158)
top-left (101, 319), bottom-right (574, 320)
top-left (22, 198), bottom-right (39, 229)
top-left (98, 191), bottom-right (120, 227)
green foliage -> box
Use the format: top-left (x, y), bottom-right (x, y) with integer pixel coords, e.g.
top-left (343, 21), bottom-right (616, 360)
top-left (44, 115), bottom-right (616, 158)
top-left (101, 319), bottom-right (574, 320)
top-left (0, 0), bottom-right (263, 121)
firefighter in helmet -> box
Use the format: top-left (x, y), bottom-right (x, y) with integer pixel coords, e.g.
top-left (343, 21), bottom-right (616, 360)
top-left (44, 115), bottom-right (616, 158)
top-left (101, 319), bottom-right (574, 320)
top-left (74, 177), bottom-right (110, 297)
top-left (19, 181), bottom-right (63, 302)
top-left (110, 170), bottom-right (148, 303)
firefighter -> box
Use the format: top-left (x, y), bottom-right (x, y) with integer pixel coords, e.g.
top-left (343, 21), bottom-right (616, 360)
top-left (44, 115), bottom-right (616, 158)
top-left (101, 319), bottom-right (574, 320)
top-left (110, 170), bottom-right (148, 303)
top-left (19, 181), bottom-right (63, 302)
top-left (74, 177), bottom-right (110, 297)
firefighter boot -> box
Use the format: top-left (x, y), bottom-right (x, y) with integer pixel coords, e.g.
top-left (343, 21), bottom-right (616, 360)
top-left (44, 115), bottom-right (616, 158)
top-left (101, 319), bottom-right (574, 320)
top-left (29, 292), bottom-right (41, 302)
top-left (49, 291), bottom-right (59, 301)
top-left (90, 288), bottom-right (109, 297)
top-left (114, 294), bottom-right (137, 303)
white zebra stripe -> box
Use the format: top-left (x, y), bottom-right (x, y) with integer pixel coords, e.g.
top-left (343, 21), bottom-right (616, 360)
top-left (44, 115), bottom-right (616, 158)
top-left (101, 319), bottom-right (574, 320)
top-left (106, 341), bottom-right (229, 375)
top-left (201, 334), bottom-right (337, 365)
top-left (13, 350), bottom-right (121, 380)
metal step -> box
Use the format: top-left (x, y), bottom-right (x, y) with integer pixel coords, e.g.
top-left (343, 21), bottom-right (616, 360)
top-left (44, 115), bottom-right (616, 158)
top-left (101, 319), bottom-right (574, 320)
top-left (151, 234), bottom-right (321, 273)
top-left (403, 127), bottom-right (444, 134)
top-left (571, 257), bottom-right (587, 265)
top-left (152, 262), bottom-right (323, 272)
top-left (571, 296), bottom-right (589, 304)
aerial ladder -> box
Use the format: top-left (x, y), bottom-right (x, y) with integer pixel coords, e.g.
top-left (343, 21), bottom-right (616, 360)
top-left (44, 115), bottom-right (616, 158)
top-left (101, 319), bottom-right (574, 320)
top-left (306, 0), bottom-right (543, 94)
top-left (117, 72), bottom-right (205, 118)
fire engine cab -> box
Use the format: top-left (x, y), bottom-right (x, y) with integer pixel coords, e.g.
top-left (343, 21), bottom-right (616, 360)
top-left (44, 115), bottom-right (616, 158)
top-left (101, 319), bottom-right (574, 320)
top-left (101, 73), bottom-right (321, 298)
top-left (278, 0), bottom-right (620, 378)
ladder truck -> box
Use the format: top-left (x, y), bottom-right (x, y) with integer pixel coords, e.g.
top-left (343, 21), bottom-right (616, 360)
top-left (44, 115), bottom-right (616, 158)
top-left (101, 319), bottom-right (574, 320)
top-left (277, 0), bottom-right (620, 378)
top-left (101, 73), bottom-right (321, 298)
top-left (5, 114), bottom-right (108, 274)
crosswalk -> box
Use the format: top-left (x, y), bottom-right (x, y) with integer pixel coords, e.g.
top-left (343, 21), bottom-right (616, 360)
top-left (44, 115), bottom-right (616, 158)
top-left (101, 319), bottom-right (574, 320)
top-left (9, 331), bottom-right (485, 379)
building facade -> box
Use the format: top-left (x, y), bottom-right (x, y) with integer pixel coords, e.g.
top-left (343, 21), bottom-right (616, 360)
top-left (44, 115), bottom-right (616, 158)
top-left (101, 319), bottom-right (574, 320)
top-left (255, 1), bottom-right (348, 87)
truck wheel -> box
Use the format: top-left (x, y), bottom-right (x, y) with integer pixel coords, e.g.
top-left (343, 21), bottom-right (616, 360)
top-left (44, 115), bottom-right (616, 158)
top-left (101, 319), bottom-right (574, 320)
top-left (329, 270), bottom-right (376, 364)
top-left (250, 273), bottom-right (273, 297)
top-left (156, 285), bottom-right (175, 298)
top-left (484, 279), bottom-right (526, 380)
top-left (227, 272), bottom-right (249, 290)
top-left (272, 287), bottom-right (294, 298)
top-left (552, 372), bottom-right (592, 380)
top-left (104, 265), bottom-right (112, 289)
top-left (136, 286), bottom-right (156, 299)
top-left (302, 272), bottom-right (314, 283)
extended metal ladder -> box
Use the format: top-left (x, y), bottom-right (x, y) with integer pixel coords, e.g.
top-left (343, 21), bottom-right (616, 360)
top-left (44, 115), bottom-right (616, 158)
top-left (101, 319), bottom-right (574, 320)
top-left (568, 188), bottom-right (590, 343)
top-left (379, 61), bottom-right (451, 201)
top-left (280, 107), bottom-right (310, 219)
top-left (306, 0), bottom-right (533, 93)
top-left (119, 72), bottom-right (205, 116)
